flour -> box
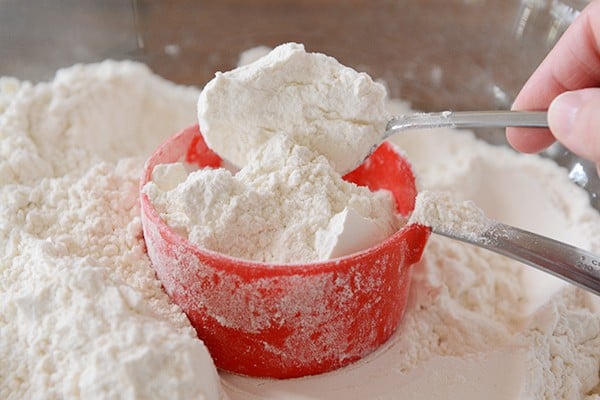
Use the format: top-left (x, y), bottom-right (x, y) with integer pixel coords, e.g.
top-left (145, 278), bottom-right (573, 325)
top-left (151, 43), bottom-right (397, 263)
top-left (3, 52), bottom-right (600, 400)
top-left (409, 190), bottom-right (495, 240)
top-left (143, 133), bottom-right (400, 263)
top-left (197, 42), bottom-right (387, 174)
top-left (0, 62), bottom-right (222, 400)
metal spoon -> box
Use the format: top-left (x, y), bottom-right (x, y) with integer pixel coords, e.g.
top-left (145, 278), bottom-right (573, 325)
top-left (348, 110), bottom-right (545, 176)
top-left (383, 110), bottom-right (548, 139)
top-left (358, 110), bottom-right (549, 169)
top-left (433, 221), bottom-right (600, 296)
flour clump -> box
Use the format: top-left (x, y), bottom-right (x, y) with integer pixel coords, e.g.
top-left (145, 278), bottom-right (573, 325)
top-left (409, 190), bottom-right (495, 240)
top-left (197, 42), bottom-right (387, 174)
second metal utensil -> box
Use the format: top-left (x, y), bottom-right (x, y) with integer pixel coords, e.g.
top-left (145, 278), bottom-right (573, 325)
top-left (434, 220), bottom-right (600, 297)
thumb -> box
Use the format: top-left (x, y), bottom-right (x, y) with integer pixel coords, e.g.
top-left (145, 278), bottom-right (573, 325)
top-left (548, 88), bottom-right (600, 164)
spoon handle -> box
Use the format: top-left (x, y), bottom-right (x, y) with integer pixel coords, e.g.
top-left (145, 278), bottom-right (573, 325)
top-left (435, 222), bottom-right (600, 296)
top-left (384, 110), bottom-right (548, 139)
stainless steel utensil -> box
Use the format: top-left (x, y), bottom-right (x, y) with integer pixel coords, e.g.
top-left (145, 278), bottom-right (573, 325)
top-left (383, 110), bottom-right (548, 140)
top-left (433, 220), bottom-right (600, 296)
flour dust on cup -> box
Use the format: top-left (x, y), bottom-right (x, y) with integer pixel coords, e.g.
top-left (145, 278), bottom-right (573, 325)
top-left (139, 125), bottom-right (430, 379)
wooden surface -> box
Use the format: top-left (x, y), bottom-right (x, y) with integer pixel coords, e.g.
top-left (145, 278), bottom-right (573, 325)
top-left (0, 0), bottom-right (559, 111)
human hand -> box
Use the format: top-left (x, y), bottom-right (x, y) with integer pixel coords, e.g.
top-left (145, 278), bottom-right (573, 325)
top-left (506, 0), bottom-right (600, 171)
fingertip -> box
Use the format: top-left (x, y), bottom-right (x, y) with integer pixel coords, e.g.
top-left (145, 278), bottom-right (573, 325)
top-left (548, 88), bottom-right (600, 163)
top-left (548, 91), bottom-right (580, 142)
top-left (506, 127), bottom-right (556, 153)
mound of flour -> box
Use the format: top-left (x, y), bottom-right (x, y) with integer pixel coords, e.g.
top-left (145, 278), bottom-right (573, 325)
top-left (143, 134), bottom-right (400, 263)
top-left (0, 62), bottom-right (221, 400)
top-left (146, 44), bottom-right (401, 263)
top-left (2, 53), bottom-right (600, 400)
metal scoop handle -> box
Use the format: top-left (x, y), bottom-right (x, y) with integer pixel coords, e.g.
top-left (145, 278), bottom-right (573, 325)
top-left (434, 222), bottom-right (600, 296)
top-left (383, 110), bottom-right (548, 140)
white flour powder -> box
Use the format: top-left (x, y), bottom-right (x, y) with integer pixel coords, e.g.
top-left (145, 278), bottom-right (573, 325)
top-left (146, 44), bottom-right (400, 263)
top-left (3, 53), bottom-right (600, 400)
top-left (197, 43), bottom-right (387, 174)
top-left (409, 190), bottom-right (495, 240)
top-left (143, 133), bottom-right (400, 263)
top-left (0, 62), bottom-right (221, 400)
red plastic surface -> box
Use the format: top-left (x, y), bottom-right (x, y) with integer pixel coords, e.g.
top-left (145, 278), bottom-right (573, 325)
top-left (140, 125), bottom-right (430, 378)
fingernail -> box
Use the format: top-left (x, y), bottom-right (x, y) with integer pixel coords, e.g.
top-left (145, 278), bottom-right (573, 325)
top-left (549, 91), bottom-right (581, 138)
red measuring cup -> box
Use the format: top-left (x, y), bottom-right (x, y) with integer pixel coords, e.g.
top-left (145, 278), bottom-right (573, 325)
top-left (140, 125), bottom-right (430, 379)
